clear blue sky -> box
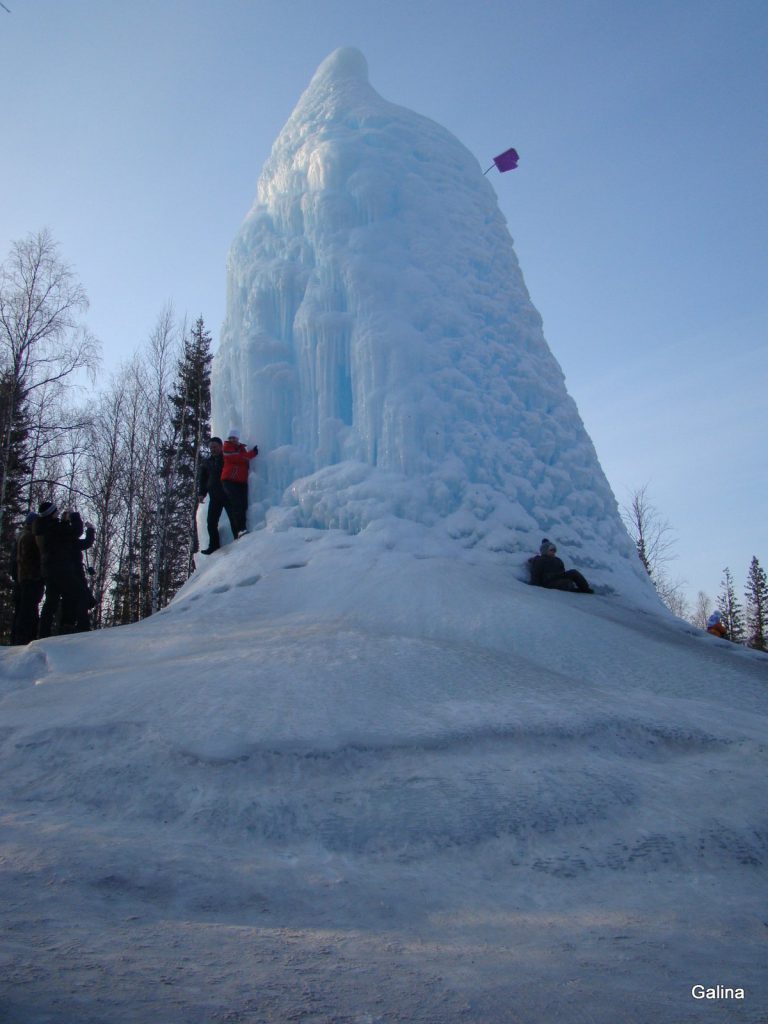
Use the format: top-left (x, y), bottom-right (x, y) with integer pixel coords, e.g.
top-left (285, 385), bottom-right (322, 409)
top-left (1, 0), bottom-right (766, 607)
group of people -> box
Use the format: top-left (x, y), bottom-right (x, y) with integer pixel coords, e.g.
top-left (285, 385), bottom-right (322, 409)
top-left (7, 426), bottom-right (258, 643)
top-left (528, 538), bottom-right (594, 594)
top-left (197, 429), bottom-right (259, 554)
top-left (8, 472), bottom-right (739, 644)
top-left (11, 502), bottom-right (96, 644)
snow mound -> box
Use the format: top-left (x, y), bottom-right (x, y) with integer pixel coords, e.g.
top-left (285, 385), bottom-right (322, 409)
top-left (1, 536), bottom-right (766, 1021)
top-left (2, 533), bottom-right (764, 858)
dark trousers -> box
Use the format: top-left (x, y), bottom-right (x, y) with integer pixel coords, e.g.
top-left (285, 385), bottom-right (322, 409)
top-left (206, 490), bottom-right (236, 550)
top-left (545, 570), bottom-right (592, 593)
top-left (12, 579), bottom-right (44, 645)
top-left (65, 576), bottom-right (94, 632)
top-left (222, 481), bottom-right (248, 536)
top-left (39, 572), bottom-right (77, 638)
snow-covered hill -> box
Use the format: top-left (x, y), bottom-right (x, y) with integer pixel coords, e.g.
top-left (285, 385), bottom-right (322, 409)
top-left (1, 532), bottom-right (766, 1023)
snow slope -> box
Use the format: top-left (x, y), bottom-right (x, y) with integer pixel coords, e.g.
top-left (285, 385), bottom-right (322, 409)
top-left (213, 48), bottom-right (651, 601)
top-left (1, 531), bottom-right (766, 1023)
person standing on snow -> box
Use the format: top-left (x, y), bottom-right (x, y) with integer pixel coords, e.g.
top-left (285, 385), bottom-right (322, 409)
top-left (197, 436), bottom-right (236, 554)
top-left (33, 501), bottom-right (79, 637)
top-left (61, 510), bottom-right (96, 632)
top-left (12, 512), bottom-right (44, 644)
top-left (221, 429), bottom-right (258, 539)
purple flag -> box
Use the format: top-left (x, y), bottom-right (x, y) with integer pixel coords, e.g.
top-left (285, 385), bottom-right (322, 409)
top-left (493, 147), bottom-right (519, 172)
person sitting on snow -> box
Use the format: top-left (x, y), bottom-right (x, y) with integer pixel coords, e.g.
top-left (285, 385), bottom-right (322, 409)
top-left (221, 428), bottom-right (259, 539)
top-left (706, 610), bottom-right (728, 639)
top-left (528, 538), bottom-right (594, 594)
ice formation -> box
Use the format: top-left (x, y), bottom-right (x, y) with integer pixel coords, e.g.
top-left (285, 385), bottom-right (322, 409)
top-left (213, 47), bottom-right (650, 596)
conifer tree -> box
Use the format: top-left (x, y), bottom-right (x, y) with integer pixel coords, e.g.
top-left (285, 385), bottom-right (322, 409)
top-left (745, 556), bottom-right (768, 652)
top-left (0, 372), bottom-right (31, 642)
top-left (718, 568), bottom-right (746, 644)
top-left (155, 316), bottom-right (212, 607)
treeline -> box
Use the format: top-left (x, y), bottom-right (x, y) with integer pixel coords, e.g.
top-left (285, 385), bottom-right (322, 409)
top-left (0, 230), bottom-right (212, 642)
top-left (691, 560), bottom-right (768, 650)
top-left (621, 485), bottom-right (767, 651)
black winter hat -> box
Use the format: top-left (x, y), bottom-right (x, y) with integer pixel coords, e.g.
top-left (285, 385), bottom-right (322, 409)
top-left (38, 501), bottom-right (57, 518)
top-left (209, 436), bottom-right (222, 445)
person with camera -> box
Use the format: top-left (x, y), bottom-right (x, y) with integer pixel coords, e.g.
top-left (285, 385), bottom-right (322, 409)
top-left (61, 510), bottom-right (97, 632)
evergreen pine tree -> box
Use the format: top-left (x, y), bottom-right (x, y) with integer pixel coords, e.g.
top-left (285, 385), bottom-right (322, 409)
top-left (0, 372), bottom-right (31, 642)
top-left (718, 568), bottom-right (746, 644)
top-left (155, 317), bottom-right (212, 607)
top-left (745, 556), bottom-right (768, 652)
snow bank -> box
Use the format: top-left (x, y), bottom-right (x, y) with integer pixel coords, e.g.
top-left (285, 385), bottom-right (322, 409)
top-left (0, 533), bottom-right (766, 1022)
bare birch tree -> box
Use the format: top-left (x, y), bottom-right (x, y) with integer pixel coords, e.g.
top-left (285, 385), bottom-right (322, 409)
top-left (621, 484), bottom-right (676, 580)
top-left (146, 306), bottom-right (183, 613)
top-left (691, 590), bottom-right (713, 630)
top-left (621, 484), bottom-right (688, 616)
top-left (81, 377), bottom-right (128, 628)
top-left (0, 229), bottom-right (99, 532)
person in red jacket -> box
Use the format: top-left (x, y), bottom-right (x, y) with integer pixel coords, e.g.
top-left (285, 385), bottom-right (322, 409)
top-left (221, 428), bottom-right (259, 538)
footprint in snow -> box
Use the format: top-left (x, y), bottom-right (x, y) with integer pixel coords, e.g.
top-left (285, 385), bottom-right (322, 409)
top-left (236, 575), bottom-right (261, 587)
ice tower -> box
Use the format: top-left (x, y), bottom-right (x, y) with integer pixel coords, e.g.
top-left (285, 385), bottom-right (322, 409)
top-left (213, 47), bottom-right (649, 594)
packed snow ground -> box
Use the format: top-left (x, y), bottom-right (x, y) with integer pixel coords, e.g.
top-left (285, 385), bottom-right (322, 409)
top-left (1, 527), bottom-right (766, 1024)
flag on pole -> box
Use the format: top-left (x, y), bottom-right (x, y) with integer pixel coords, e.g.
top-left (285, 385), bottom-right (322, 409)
top-left (483, 147), bottom-right (520, 174)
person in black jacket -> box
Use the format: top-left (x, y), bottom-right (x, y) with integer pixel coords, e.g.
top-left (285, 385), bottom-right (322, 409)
top-left (61, 510), bottom-right (96, 632)
top-left (33, 501), bottom-right (79, 637)
top-left (528, 538), bottom-right (594, 593)
top-left (197, 437), bottom-right (236, 554)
